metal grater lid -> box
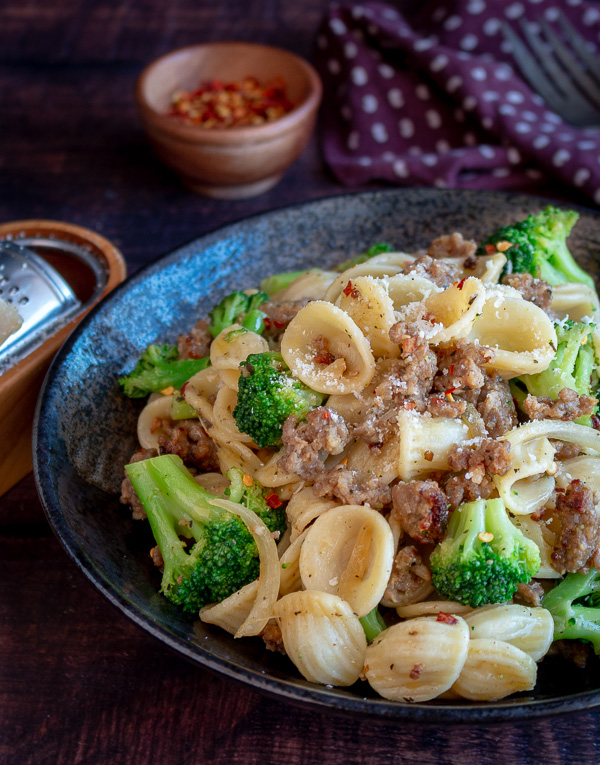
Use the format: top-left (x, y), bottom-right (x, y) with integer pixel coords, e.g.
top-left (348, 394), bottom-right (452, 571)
top-left (0, 241), bottom-right (81, 368)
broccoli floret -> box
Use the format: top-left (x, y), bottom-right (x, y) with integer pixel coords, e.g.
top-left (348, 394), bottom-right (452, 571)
top-left (430, 498), bottom-right (541, 608)
top-left (118, 344), bottom-right (209, 398)
top-left (208, 290), bottom-right (269, 338)
top-left (478, 206), bottom-right (594, 288)
top-left (543, 570), bottom-right (600, 654)
top-left (226, 466), bottom-right (287, 534)
top-left (232, 352), bottom-right (325, 448)
top-left (260, 270), bottom-right (310, 297)
top-left (125, 455), bottom-right (286, 612)
top-left (359, 606), bottom-right (387, 643)
top-left (513, 319), bottom-right (599, 426)
top-left (335, 242), bottom-right (394, 272)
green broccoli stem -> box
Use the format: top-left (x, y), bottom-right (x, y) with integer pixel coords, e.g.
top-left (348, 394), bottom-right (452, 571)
top-left (543, 570), bottom-right (600, 652)
top-left (240, 309), bottom-right (267, 334)
top-left (547, 241), bottom-right (595, 288)
top-left (359, 607), bottom-right (387, 643)
top-left (260, 271), bottom-right (309, 297)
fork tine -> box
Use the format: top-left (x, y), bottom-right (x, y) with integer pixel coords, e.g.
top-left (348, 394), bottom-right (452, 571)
top-left (541, 20), bottom-right (600, 109)
top-left (501, 22), bottom-right (567, 115)
top-left (518, 20), bottom-right (573, 97)
top-left (557, 11), bottom-right (600, 85)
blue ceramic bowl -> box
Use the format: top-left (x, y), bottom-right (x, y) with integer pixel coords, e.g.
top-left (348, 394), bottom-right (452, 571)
top-left (33, 188), bottom-right (600, 721)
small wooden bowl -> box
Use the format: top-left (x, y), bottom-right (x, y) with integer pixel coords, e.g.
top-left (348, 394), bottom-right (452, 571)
top-left (0, 220), bottom-right (126, 496)
top-left (135, 42), bottom-right (322, 199)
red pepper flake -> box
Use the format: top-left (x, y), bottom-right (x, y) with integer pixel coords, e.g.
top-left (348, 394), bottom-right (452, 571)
top-left (403, 401), bottom-right (416, 410)
top-left (409, 663), bottom-right (424, 680)
top-left (448, 364), bottom-right (454, 376)
top-left (321, 410), bottom-right (331, 421)
top-left (242, 473), bottom-right (254, 487)
top-left (263, 317), bottom-right (272, 331)
top-left (437, 612), bottom-right (458, 625)
top-left (343, 280), bottom-right (354, 297)
top-left (484, 244), bottom-right (497, 255)
top-left (273, 319), bottom-right (286, 329)
top-left (456, 277), bottom-right (467, 290)
top-left (266, 492), bottom-right (283, 509)
top-left (180, 381), bottom-right (189, 395)
top-left (445, 387), bottom-right (456, 401)
top-left (592, 414), bottom-right (600, 430)
top-left (167, 75), bottom-right (294, 129)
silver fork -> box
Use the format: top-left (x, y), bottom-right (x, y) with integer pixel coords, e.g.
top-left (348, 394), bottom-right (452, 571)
top-left (502, 12), bottom-right (600, 128)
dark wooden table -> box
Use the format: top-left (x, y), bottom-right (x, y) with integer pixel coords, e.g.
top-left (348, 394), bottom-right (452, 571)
top-left (2, 2), bottom-right (599, 763)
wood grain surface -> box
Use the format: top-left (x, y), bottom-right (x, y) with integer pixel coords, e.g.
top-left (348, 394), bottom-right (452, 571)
top-left (1, 1), bottom-right (599, 763)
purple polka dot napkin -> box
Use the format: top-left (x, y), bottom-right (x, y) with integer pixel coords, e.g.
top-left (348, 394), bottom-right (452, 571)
top-left (314, 0), bottom-right (600, 205)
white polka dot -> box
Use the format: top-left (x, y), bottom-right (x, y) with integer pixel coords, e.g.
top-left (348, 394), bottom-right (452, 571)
top-left (500, 39), bottom-right (513, 54)
top-left (515, 122), bottom-right (532, 133)
top-left (499, 103), bottom-right (517, 116)
top-left (454, 108), bottom-right (466, 122)
top-left (382, 151), bottom-right (396, 162)
top-left (330, 18), bottom-right (347, 35)
top-left (434, 178), bottom-right (447, 188)
top-left (578, 140), bottom-right (597, 150)
top-left (416, 84), bottom-right (431, 100)
top-left (344, 41), bottom-right (358, 59)
top-left (507, 147), bottom-right (521, 163)
top-left (388, 88), bottom-right (404, 108)
top-left (351, 66), bottom-right (368, 86)
top-left (468, 0), bottom-right (486, 14)
top-left (483, 18), bottom-right (501, 35)
top-left (545, 7), bottom-right (561, 22)
top-left (372, 123), bottom-right (388, 143)
top-left (471, 66), bottom-right (487, 81)
top-left (586, 9), bottom-right (600, 26)
top-left (567, 0), bottom-right (582, 6)
top-left (479, 145), bottom-right (495, 158)
top-left (493, 167), bottom-right (510, 177)
top-left (317, 35), bottom-right (328, 50)
top-left (447, 75), bottom-right (463, 93)
top-left (506, 90), bottom-right (525, 104)
top-left (464, 132), bottom-right (477, 145)
top-left (352, 6), bottom-right (366, 19)
top-left (362, 94), bottom-right (378, 114)
top-left (399, 118), bottom-right (415, 138)
top-left (558, 133), bottom-right (574, 142)
top-left (357, 156), bottom-right (372, 167)
top-left (482, 116), bottom-right (494, 129)
top-left (460, 34), bottom-right (479, 50)
top-left (532, 94), bottom-right (544, 106)
top-left (328, 59), bottom-right (341, 75)
top-left (393, 159), bottom-right (409, 178)
top-left (505, 3), bottom-right (524, 19)
top-left (495, 66), bottom-right (513, 81)
top-left (444, 15), bottom-right (463, 30)
top-left (457, 51), bottom-right (472, 61)
top-left (540, 123), bottom-right (556, 133)
top-left (533, 135), bottom-right (550, 149)
top-left (408, 145), bottom-right (423, 156)
top-left (594, 188), bottom-right (600, 205)
top-left (426, 109), bottom-right (442, 128)
top-left (379, 64), bottom-right (395, 79)
top-left (382, 7), bottom-right (400, 19)
top-left (482, 90), bottom-right (500, 102)
top-left (463, 95), bottom-right (478, 111)
top-left (430, 54), bottom-right (449, 72)
top-left (552, 149), bottom-right (571, 166)
top-left (422, 153), bottom-right (438, 167)
top-left (545, 112), bottom-right (562, 124)
top-left (347, 131), bottom-right (360, 150)
top-left (529, 0), bottom-right (545, 3)
top-left (436, 139), bottom-right (451, 153)
top-left (521, 110), bottom-right (537, 122)
top-left (341, 105), bottom-right (352, 121)
top-left (574, 168), bottom-right (591, 186)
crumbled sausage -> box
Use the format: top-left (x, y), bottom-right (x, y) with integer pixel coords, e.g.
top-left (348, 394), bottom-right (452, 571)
top-left (157, 418), bottom-right (219, 472)
top-left (374, 348), bottom-right (438, 402)
top-left (150, 545), bottom-right (164, 569)
top-left (444, 474), bottom-right (497, 511)
top-left (177, 319), bottom-right (212, 360)
top-left (523, 388), bottom-right (598, 422)
top-left (515, 581), bottom-right (545, 607)
top-left (462, 374), bottom-right (518, 438)
top-left (426, 395), bottom-right (467, 418)
top-left (501, 273), bottom-right (553, 311)
top-left (401, 254), bottom-right (462, 288)
top-left (390, 480), bottom-right (449, 543)
top-left (447, 439), bottom-right (512, 483)
top-left (551, 479), bottom-right (600, 574)
top-left (383, 545), bottom-right (433, 606)
top-left (434, 340), bottom-right (495, 393)
top-left (312, 468), bottom-right (392, 509)
top-left (427, 232), bottom-right (477, 261)
top-left (551, 639), bottom-right (590, 668)
top-left (261, 619), bottom-right (286, 654)
top-left (120, 447), bottom-right (158, 520)
top-left (261, 299), bottom-right (310, 332)
top-left (551, 440), bottom-right (582, 461)
top-left (277, 408), bottom-right (351, 480)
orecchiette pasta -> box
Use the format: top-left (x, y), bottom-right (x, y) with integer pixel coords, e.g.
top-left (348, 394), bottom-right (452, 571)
top-left (464, 605), bottom-right (554, 661)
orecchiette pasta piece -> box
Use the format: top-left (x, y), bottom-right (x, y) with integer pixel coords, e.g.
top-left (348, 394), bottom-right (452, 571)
top-left (495, 421), bottom-right (600, 515)
top-left (285, 487), bottom-right (339, 541)
top-left (299, 505), bottom-right (395, 617)
top-left (279, 529), bottom-right (309, 596)
top-left (345, 436), bottom-right (402, 486)
top-left (423, 277), bottom-right (486, 344)
top-left (280, 301), bottom-right (376, 394)
top-left (210, 324), bottom-right (269, 371)
top-left (324, 262), bottom-right (404, 304)
top-left (211, 386), bottom-right (255, 444)
top-left (396, 409), bottom-right (470, 481)
top-left (556, 455), bottom-right (600, 496)
top-left (384, 273), bottom-right (442, 310)
top-left (199, 580), bottom-right (259, 635)
top-left (364, 617), bottom-right (470, 702)
top-left (219, 368), bottom-right (240, 390)
top-left (184, 366), bottom-right (222, 422)
top-left (550, 281), bottom-right (599, 323)
top-left (460, 252), bottom-right (506, 284)
top-left (510, 514), bottom-right (559, 579)
top-left (269, 269), bottom-right (338, 302)
top-left (137, 394), bottom-right (174, 449)
top-left (451, 639), bottom-right (537, 701)
top-left (336, 276), bottom-right (399, 359)
top-left (465, 605), bottom-right (554, 662)
top-left (274, 590), bottom-right (367, 686)
top-left (365, 251), bottom-right (416, 268)
top-left (254, 449), bottom-right (301, 488)
top-left (395, 601), bottom-right (473, 619)
top-left (194, 471), bottom-right (230, 496)
top-left (212, 433), bottom-right (264, 476)
top-left (466, 284), bottom-right (557, 378)
top-left (327, 359), bottom-right (398, 426)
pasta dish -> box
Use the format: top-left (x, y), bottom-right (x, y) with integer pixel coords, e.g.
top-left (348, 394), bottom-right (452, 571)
top-left (119, 206), bottom-right (600, 703)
